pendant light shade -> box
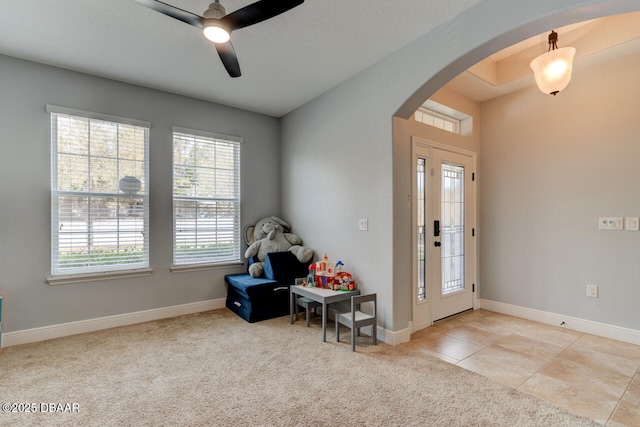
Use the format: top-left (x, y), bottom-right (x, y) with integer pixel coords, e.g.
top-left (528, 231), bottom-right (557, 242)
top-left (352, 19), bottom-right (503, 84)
top-left (530, 31), bottom-right (576, 96)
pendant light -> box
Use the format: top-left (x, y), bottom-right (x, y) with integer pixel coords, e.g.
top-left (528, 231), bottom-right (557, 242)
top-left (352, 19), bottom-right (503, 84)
top-left (530, 31), bottom-right (576, 95)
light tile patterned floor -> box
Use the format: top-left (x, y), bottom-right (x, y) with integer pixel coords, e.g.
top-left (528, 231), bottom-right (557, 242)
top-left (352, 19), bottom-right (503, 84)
top-left (409, 309), bottom-right (640, 426)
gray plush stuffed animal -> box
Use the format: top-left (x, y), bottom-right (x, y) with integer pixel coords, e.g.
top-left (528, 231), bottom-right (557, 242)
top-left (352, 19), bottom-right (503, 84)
top-left (244, 216), bottom-right (313, 278)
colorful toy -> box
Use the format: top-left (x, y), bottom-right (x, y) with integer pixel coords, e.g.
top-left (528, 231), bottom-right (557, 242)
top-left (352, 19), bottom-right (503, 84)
top-left (312, 254), bottom-right (356, 291)
top-left (305, 263), bottom-right (316, 287)
top-left (335, 270), bottom-right (355, 291)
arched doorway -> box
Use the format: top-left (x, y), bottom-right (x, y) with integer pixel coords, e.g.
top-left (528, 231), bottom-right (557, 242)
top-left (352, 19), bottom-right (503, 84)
top-left (391, 1), bottom-right (640, 336)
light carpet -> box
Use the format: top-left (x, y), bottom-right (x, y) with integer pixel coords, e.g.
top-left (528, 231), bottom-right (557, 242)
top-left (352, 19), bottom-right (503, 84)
top-left (0, 309), bottom-right (599, 426)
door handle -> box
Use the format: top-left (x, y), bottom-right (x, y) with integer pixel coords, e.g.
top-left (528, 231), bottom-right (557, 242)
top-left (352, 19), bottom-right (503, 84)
top-left (434, 220), bottom-right (440, 237)
top-left (434, 241), bottom-right (441, 247)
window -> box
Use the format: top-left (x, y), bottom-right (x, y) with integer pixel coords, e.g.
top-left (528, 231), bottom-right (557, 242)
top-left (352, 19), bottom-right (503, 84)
top-left (172, 127), bottom-right (241, 268)
top-left (414, 100), bottom-right (473, 136)
top-left (415, 108), bottom-right (460, 134)
top-left (48, 106), bottom-right (150, 280)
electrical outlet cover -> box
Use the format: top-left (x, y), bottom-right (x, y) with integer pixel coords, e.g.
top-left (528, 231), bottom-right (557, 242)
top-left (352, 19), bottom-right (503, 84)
top-left (625, 217), bottom-right (639, 231)
top-left (612, 217), bottom-right (624, 230)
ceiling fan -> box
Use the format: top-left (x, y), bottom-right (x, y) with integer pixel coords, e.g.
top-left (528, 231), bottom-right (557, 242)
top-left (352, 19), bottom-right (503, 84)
top-left (134, 0), bottom-right (304, 77)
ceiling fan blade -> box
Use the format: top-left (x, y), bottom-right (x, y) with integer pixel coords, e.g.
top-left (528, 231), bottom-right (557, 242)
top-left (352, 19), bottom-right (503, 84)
top-left (134, 0), bottom-right (204, 28)
top-left (221, 0), bottom-right (304, 31)
top-left (215, 42), bottom-right (241, 78)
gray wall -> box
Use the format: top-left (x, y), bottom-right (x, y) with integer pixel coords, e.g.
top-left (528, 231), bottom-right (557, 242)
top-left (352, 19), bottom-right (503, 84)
top-left (282, 0), bottom-right (640, 333)
top-left (3, 0), bottom-right (639, 337)
top-left (479, 51), bottom-right (640, 330)
top-left (0, 55), bottom-right (280, 332)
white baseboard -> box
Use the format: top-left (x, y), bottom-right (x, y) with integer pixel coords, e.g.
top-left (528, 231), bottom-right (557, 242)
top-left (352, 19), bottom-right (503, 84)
top-left (337, 324), bottom-right (410, 346)
top-left (411, 319), bottom-right (433, 334)
top-left (379, 325), bottom-right (411, 345)
top-left (480, 299), bottom-right (640, 346)
top-left (2, 298), bottom-right (226, 348)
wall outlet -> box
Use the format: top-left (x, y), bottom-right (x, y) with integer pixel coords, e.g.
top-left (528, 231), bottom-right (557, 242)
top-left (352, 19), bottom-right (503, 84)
top-left (358, 218), bottom-right (368, 231)
top-left (586, 284), bottom-right (599, 298)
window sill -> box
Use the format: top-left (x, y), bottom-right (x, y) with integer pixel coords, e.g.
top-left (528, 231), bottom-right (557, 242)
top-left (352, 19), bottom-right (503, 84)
top-left (47, 268), bottom-right (153, 286)
top-left (170, 261), bottom-right (243, 274)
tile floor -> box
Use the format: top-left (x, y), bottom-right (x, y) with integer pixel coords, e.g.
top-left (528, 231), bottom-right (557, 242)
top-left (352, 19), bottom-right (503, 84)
top-left (409, 309), bottom-right (640, 426)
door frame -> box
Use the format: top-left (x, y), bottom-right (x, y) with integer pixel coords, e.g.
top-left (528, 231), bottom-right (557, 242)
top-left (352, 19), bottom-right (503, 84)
top-left (411, 136), bottom-right (478, 333)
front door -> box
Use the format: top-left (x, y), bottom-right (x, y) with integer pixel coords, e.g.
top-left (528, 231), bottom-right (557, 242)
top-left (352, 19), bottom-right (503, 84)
top-left (430, 148), bottom-right (475, 321)
top-left (412, 141), bottom-right (476, 330)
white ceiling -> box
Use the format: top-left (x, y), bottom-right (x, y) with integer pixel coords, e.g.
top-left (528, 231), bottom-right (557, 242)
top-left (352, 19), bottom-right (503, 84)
top-left (0, 0), bottom-right (480, 117)
top-left (2, 1), bottom-right (639, 117)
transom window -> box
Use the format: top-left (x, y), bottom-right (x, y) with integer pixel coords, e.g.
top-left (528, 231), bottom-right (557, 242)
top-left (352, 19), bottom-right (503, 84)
top-left (48, 106), bottom-right (150, 278)
top-left (414, 99), bottom-right (473, 136)
top-left (172, 127), bottom-right (241, 267)
top-left (415, 108), bottom-right (460, 134)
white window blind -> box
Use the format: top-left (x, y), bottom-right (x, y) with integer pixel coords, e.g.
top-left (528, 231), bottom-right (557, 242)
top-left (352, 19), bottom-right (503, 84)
top-left (49, 106), bottom-right (150, 276)
top-left (173, 128), bottom-right (241, 266)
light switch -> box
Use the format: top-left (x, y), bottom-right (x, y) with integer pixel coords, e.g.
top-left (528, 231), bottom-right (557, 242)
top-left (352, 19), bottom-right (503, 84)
top-left (599, 217), bottom-right (615, 230)
top-left (599, 217), bottom-right (609, 230)
top-left (599, 217), bottom-right (624, 230)
top-left (358, 218), bottom-right (368, 231)
top-left (612, 217), bottom-right (624, 230)
top-left (626, 217), bottom-right (640, 231)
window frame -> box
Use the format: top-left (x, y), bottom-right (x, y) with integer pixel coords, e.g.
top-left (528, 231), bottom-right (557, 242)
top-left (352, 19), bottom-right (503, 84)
top-left (46, 105), bottom-right (152, 285)
top-left (415, 107), bottom-right (461, 134)
top-left (171, 126), bottom-right (243, 272)
top-left (414, 100), bottom-right (474, 137)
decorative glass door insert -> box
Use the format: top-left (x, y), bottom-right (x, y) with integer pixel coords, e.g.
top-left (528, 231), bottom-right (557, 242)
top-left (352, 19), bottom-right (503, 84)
top-left (441, 163), bottom-right (465, 295)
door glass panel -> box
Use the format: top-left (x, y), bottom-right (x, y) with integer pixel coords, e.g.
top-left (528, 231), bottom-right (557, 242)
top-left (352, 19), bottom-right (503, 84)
top-left (441, 163), bottom-right (465, 295)
top-left (417, 157), bottom-right (426, 301)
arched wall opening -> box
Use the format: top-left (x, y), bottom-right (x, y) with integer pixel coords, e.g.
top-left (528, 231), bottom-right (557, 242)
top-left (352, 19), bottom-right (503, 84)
top-left (391, 0), bottom-right (640, 334)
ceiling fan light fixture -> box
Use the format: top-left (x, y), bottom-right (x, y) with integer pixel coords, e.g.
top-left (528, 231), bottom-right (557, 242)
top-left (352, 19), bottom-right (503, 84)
top-left (202, 1), bottom-right (229, 43)
top-left (203, 20), bottom-right (230, 43)
top-left (135, 0), bottom-right (305, 77)
top-left (530, 30), bottom-right (576, 96)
